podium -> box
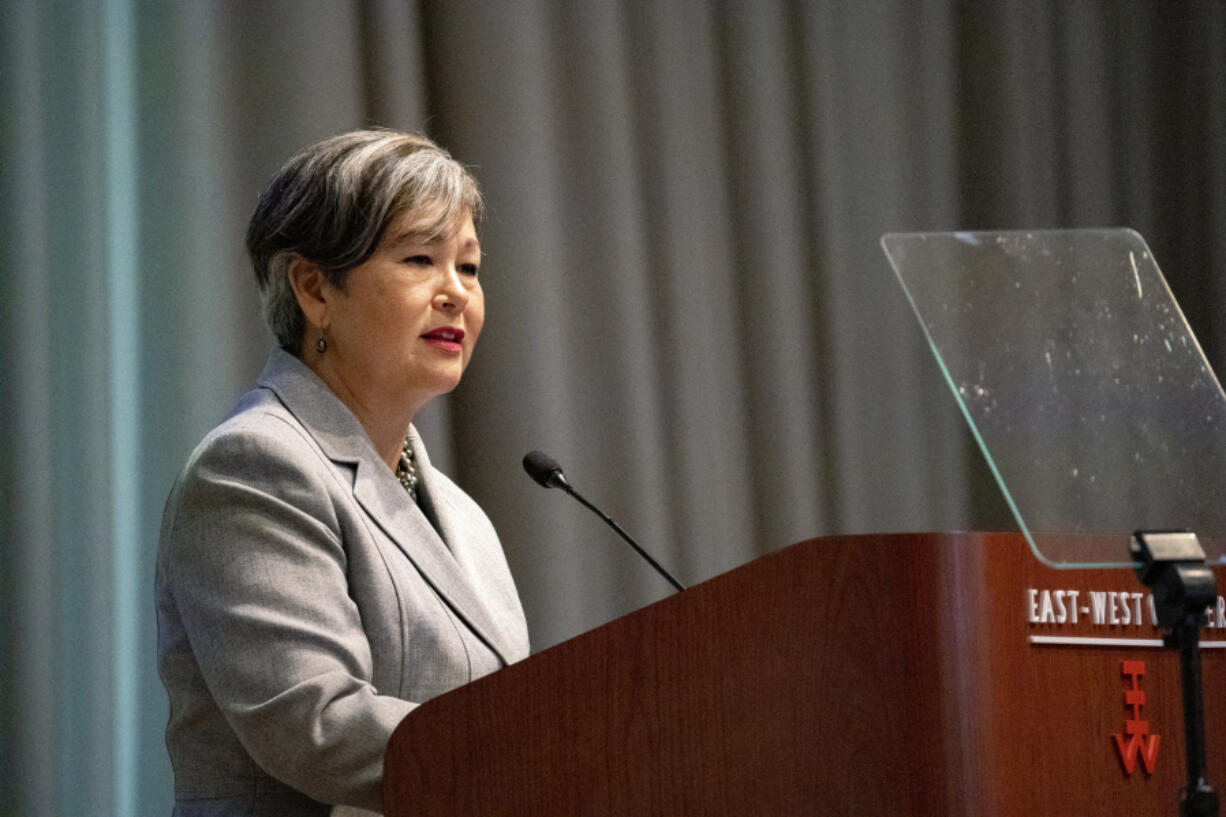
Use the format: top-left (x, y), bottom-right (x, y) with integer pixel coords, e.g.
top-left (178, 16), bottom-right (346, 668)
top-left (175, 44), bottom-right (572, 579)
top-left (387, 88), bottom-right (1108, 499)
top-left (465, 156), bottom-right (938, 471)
top-left (385, 532), bottom-right (1226, 816)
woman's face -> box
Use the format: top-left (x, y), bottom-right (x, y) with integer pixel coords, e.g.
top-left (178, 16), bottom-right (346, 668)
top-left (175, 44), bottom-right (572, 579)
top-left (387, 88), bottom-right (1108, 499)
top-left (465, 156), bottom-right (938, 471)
top-left (322, 208), bottom-right (484, 415)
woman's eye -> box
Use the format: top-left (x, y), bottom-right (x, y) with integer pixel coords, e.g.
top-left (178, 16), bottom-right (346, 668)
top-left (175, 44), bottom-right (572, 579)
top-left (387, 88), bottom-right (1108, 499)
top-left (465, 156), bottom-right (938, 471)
top-left (404, 255), bottom-right (432, 266)
top-left (459, 263), bottom-right (480, 277)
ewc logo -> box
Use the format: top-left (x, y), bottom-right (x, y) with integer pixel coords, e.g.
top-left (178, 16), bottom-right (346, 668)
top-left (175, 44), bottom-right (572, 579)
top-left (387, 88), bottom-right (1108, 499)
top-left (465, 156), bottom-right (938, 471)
top-left (1113, 660), bottom-right (1160, 775)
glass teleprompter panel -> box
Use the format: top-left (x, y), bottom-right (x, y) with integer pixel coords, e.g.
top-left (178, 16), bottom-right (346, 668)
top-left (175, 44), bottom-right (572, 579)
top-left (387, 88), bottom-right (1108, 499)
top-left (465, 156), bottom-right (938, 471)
top-left (882, 229), bottom-right (1226, 568)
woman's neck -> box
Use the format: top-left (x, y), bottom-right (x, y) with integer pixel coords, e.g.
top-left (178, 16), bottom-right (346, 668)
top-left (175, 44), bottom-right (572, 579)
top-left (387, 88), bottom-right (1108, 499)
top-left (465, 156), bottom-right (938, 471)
top-left (301, 350), bottom-right (426, 470)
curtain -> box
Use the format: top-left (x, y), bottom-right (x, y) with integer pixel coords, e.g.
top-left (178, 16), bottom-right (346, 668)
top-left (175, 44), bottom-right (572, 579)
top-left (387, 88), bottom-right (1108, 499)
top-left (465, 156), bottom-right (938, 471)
top-left (2, 1), bottom-right (1223, 814)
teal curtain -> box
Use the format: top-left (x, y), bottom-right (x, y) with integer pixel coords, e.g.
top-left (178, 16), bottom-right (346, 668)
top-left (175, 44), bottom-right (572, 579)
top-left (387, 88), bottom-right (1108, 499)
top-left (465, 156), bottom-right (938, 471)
top-left (2, 1), bottom-right (1223, 814)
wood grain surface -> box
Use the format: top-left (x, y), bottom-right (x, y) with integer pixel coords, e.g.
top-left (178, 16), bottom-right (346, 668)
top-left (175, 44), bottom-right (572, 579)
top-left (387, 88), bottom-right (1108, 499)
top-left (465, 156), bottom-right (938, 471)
top-left (385, 532), bottom-right (1226, 816)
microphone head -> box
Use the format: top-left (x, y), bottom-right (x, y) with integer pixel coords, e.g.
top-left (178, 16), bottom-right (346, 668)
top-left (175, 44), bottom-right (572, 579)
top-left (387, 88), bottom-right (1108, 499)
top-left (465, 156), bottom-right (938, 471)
top-left (523, 450), bottom-right (568, 490)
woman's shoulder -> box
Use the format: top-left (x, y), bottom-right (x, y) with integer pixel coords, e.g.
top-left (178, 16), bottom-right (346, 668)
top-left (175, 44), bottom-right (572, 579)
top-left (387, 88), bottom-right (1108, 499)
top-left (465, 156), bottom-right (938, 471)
top-left (168, 385), bottom-right (339, 510)
top-left (159, 385), bottom-right (346, 562)
top-left (186, 387), bottom-right (313, 465)
top-left (208, 384), bottom-right (312, 449)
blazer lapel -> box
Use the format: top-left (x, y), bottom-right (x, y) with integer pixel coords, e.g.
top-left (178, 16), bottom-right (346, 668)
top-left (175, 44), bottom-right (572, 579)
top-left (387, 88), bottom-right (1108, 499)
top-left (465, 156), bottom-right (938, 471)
top-left (255, 349), bottom-right (518, 666)
top-left (348, 458), bottom-right (519, 666)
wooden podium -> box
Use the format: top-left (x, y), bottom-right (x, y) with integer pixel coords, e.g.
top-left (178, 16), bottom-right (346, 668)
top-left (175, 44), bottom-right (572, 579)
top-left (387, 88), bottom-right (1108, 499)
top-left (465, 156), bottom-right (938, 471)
top-left (384, 532), bottom-right (1226, 816)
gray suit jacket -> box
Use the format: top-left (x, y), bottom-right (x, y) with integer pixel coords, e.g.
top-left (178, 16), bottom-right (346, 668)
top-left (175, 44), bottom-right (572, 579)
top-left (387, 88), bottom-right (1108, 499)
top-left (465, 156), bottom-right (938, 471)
top-left (156, 349), bottom-right (530, 816)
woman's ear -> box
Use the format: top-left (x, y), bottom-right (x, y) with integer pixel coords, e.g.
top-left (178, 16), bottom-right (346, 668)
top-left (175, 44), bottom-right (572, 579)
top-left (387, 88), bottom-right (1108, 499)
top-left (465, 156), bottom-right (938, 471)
top-left (286, 255), bottom-right (330, 330)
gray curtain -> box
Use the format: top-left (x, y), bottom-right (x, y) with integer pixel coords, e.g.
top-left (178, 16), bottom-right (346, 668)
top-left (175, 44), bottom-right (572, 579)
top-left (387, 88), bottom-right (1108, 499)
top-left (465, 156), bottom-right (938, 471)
top-left (2, 1), bottom-right (1223, 814)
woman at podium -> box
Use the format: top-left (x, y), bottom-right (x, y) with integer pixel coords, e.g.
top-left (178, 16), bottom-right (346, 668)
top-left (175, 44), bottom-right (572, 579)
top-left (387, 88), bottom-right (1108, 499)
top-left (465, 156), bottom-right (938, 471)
top-left (155, 129), bottom-right (530, 816)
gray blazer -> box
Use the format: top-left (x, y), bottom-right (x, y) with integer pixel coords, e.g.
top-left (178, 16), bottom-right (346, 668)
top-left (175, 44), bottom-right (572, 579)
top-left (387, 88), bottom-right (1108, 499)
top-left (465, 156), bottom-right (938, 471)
top-left (156, 349), bottom-right (530, 816)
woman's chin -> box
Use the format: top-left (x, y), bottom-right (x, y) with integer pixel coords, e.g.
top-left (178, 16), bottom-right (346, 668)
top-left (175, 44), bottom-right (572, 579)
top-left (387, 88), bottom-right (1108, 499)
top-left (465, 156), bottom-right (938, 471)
top-left (413, 371), bottom-right (464, 401)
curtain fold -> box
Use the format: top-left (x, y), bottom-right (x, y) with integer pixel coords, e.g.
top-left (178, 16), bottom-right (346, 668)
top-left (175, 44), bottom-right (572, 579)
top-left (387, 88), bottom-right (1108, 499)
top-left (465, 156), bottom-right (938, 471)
top-left (2, 2), bottom-right (1223, 814)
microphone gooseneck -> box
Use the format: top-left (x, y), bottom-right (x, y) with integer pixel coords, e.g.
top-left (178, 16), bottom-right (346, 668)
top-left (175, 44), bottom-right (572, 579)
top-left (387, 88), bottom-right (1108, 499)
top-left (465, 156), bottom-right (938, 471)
top-left (521, 451), bottom-right (686, 593)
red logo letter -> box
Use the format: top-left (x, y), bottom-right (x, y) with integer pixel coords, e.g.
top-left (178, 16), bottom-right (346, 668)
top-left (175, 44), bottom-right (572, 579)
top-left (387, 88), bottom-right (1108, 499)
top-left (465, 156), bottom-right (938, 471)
top-left (1113, 660), bottom-right (1160, 775)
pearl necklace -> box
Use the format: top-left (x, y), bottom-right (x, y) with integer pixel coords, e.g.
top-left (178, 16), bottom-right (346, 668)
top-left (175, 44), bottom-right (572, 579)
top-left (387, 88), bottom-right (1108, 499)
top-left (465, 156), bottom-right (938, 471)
top-left (396, 436), bottom-right (419, 502)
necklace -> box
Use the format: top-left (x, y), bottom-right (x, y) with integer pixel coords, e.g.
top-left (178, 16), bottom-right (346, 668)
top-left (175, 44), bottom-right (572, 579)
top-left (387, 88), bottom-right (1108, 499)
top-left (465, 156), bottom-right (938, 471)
top-left (396, 436), bottom-right (419, 502)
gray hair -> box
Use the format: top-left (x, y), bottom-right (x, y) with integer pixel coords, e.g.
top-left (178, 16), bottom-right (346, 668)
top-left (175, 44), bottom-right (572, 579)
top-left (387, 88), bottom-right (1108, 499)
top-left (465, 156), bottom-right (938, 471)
top-left (246, 129), bottom-right (483, 354)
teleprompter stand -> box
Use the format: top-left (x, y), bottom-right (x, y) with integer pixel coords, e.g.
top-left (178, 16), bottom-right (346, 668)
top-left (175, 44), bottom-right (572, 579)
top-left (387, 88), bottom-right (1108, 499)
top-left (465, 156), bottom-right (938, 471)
top-left (1132, 531), bottom-right (1220, 817)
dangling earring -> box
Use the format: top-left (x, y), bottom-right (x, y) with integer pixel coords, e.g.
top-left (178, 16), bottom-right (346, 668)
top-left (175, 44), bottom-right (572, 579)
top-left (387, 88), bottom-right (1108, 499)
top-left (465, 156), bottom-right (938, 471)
top-left (316, 333), bottom-right (327, 353)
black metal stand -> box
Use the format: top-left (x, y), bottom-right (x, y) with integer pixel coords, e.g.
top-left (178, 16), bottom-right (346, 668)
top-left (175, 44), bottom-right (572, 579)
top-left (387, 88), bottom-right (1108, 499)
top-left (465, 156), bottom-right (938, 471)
top-left (1132, 531), bottom-right (1220, 817)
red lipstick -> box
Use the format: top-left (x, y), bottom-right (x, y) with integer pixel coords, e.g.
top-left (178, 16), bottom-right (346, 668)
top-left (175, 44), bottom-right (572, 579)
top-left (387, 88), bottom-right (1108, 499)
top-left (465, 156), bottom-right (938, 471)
top-left (421, 327), bottom-right (465, 353)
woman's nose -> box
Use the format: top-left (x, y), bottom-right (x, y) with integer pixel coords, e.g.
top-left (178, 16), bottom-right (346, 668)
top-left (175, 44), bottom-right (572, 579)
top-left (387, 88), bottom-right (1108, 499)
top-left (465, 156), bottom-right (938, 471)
top-left (435, 266), bottom-right (470, 312)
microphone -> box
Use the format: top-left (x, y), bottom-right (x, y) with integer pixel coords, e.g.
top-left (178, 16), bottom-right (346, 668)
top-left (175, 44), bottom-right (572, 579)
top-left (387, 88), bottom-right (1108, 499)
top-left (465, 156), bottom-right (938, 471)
top-left (522, 450), bottom-right (571, 491)
top-left (522, 451), bottom-right (686, 593)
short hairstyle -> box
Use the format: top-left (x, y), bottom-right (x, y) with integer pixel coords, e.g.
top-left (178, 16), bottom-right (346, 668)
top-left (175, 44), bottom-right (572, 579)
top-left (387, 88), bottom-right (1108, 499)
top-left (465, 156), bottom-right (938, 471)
top-left (246, 129), bottom-right (483, 354)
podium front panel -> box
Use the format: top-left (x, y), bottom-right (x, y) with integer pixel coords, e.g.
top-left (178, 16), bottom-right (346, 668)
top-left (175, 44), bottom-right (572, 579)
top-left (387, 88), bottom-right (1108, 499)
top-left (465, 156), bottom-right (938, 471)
top-left (385, 533), bottom-right (1226, 816)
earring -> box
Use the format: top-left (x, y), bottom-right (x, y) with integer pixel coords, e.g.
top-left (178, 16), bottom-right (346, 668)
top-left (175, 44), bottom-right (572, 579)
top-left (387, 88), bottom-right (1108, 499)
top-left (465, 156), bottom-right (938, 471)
top-left (316, 334), bottom-right (327, 353)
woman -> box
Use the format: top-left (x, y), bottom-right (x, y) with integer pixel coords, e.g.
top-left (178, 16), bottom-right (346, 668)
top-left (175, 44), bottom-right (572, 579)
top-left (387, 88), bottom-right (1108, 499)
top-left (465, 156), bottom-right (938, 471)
top-left (155, 130), bottom-right (530, 816)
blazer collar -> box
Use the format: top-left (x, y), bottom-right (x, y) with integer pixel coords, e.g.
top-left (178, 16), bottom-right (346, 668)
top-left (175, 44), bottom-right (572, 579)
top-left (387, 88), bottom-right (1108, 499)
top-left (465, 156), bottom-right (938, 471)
top-left (254, 348), bottom-right (518, 665)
